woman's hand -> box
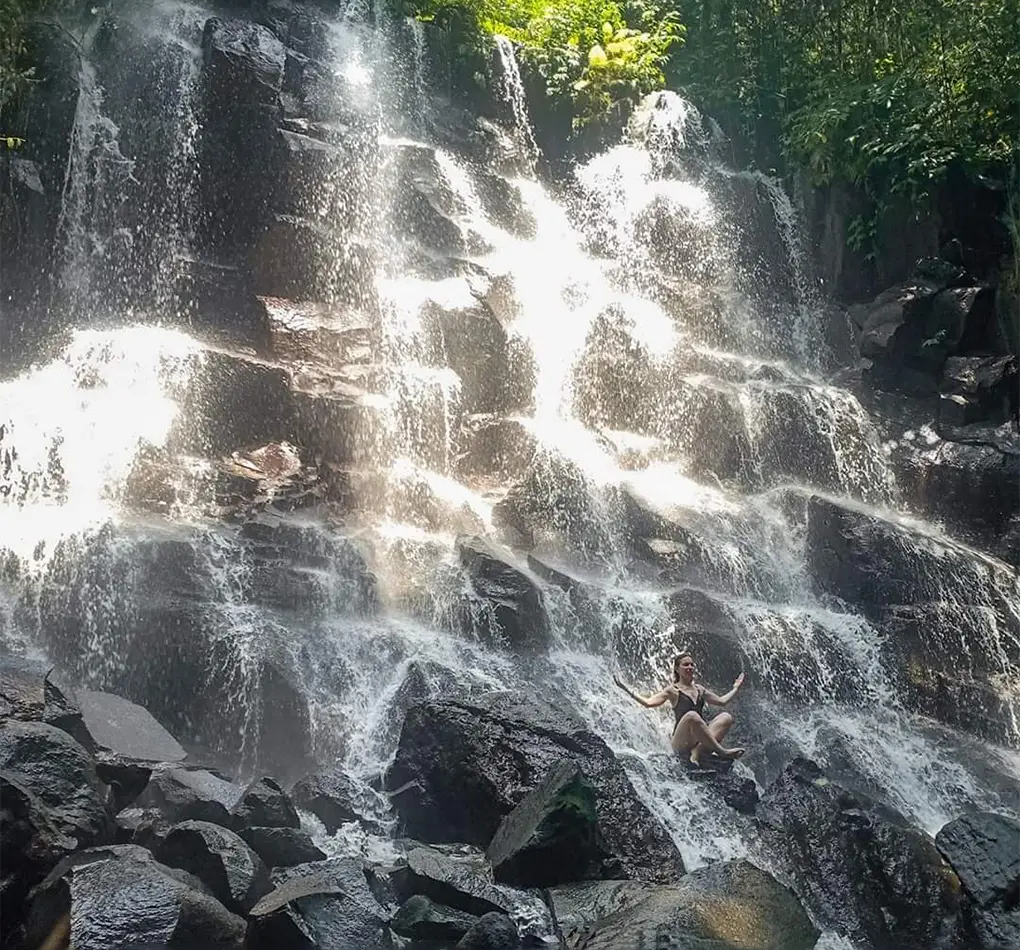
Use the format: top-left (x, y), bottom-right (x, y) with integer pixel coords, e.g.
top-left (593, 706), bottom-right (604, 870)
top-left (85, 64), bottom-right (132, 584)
top-left (612, 673), bottom-right (629, 693)
top-left (733, 672), bottom-right (746, 691)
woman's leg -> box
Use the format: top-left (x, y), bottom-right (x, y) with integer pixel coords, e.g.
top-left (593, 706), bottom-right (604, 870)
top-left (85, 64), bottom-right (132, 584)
top-left (671, 711), bottom-right (743, 761)
top-left (694, 712), bottom-right (735, 764)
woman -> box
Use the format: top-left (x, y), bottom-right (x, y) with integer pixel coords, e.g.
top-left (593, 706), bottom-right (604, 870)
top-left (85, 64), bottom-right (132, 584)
top-left (614, 653), bottom-right (746, 765)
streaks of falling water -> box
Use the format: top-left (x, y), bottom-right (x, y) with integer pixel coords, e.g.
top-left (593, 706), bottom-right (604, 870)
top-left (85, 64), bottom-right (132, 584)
top-left (492, 35), bottom-right (539, 172)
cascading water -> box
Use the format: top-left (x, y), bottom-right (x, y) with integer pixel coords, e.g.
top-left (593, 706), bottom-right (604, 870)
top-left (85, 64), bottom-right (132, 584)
top-left (2, 6), bottom-right (1018, 943)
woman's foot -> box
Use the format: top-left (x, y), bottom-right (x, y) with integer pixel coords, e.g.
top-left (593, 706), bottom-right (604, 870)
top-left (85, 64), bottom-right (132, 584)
top-left (721, 747), bottom-right (745, 759)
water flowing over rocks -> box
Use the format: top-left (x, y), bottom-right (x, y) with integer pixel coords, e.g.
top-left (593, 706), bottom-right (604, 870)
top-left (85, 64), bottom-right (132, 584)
top-left (2, 2), bottom-right (1018, 948)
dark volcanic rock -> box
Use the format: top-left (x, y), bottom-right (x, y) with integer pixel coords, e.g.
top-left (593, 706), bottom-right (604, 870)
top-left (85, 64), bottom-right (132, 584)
top-left (155, 819), bottom-right (273, 914)
top-left (290, 767), bottom-right (378, 833)
top-left (77, 689), bottom-right (186, 764)
top-left (399, 846), bottom-right (522, 917)
top-left (456, 911), bottom-right (520, 950)
top-left (248, 857), bottom-right (391, 950)
top-left (135, 767), bottom-right (245, 828)
top-left (936, 811), bottom-right (1020, 950)
top-left (238, 825), bottom-right (327, 869)
top-left (548, 859), bottom-right (817, 950)
top-left (758, 758), bottom-right (961, 950)
top-left (25, 844), bottom-right (245, 950)
top-left (77, 688), bottom-right (187, 810)
top-left (231, 775), bottom-right (300, 830)
top-left (392, 893), bottom-right (479, 941)
top-left (0, 655), bottom-right (88, 745)
top-left (0, 771), bottom-right (78, 940)
top-left (384, 693), bottom-right (685, 882)
top-left (486, 759), bottom-right (606, 888)
top-left (456, 536), bottom-right (550, 650)
top-left (0, 720), bottom-right (111, 848)
top-left (202, 18), bottom-right (286, 107)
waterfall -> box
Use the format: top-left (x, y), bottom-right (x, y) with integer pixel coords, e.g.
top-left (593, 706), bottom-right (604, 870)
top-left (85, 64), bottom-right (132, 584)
top-left (2, 2), bottom-right (1017, 890)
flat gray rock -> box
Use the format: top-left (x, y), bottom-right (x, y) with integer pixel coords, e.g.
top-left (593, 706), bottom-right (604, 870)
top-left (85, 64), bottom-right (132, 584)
top-left (78, 690), bottom-right (186, 764)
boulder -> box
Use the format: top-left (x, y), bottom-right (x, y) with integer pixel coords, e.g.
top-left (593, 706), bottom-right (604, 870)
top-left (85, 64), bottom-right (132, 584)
top-left (487, 759), bottom-right (607, 888)
top-left (113, 805), bottom-right (171, 849)
top-left (398, 846), bottom-right (528, 918)
top-left (289, 767), bottom-right (379, 833)
top-left (0, 655), bottom-right (88, 746)
top-left (942, 356), bottom-right (1018, 422)
top-left (758, 758), bottom-right (961, 950)
top-left (202, 18), bottom-right (286, 107)
top-left (77, 689), bottom-right (187, 811)
top-left (936, 812), bottom-right (1020, 950)
top-left (231, 776), bottom-right (300, 830)
top-left (238, 825), bottom-right (327, 869)
top-left (392, 893), bottom-right (479, 941)
top-left (474, 171), bottom-right (535, 238)
top-left (384, 694), bottom-right (685, 882)
top-left (548, 859), bottom-right (817, 950)
top-left (455, 536), bottom-right (550, 650)
top-left (155, 819), bottom-right (273, 914)
top-left (456, 912), bottom-right (520, 950)
top-left (25, 844), bottom-right (246, 950)
top-left (247, 858), bottom-right (391, 950)
top-left (0, 720), bottom-right (110, 849)
top-left (135, 767), bottom-right (245, 828)
top-left (0, 772), bottom-right (78, 939)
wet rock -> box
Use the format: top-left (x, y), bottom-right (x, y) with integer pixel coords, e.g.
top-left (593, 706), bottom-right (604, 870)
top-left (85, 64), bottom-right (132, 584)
top-left (936, 812), bottom-right (1020, 950)
top-left (487, 759), bottom-right (606, 888)
top-left (25, 844), bottom-right (245, 950)
top-left (0, 720), bottom-right (111, 849)
top-left (135, 767), bottom-right (244, 828)
top-left (290, 767), bottom-right (379, 833)
top-left (456, 414), bottom-right (537, 483)
top-left (758, 758), bottom-right (961, 950)
top-left (252, 214), bottom-right (375, 305)
top-left (942, 356), bottom-right (1018, 420)
top-left (248, 857), bottom-right (391, 950)
top-left (113, 805), bottom-right (171, 849)
top-left (155, 819), bottom-right (273, 914)
top-left (474, 171), bottom-right (536, 238)
top-left (0, 655), bottom-right (89, 746)
top-left (0, 772), bottom-right (78, 940)
top-left (384, 693), bottom-right (685, 882)
top-left (231, 776), bottom-right (300, 830)
top-left (456, 911), bottom-right (520, 950)
top-left (384, 142), bottom-right (468, 256)
top-left (202, 18), bottom-right (286, 107)
top-left (392, 893), bottom-right (479, 941)
top-left (78, 689), bottom-right (187, 811)
top-left (548, 859), bottom-right (817, 950)
top-left (433, 299), bottom-right (517, 415)
top-left (455, 535), bottom-right (550, 650)
top-left (238, 825), bottom-right (326, 869)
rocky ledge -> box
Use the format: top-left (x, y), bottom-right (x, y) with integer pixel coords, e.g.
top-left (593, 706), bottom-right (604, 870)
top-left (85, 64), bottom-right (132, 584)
top-left (3, 654), bottom-right (1017, 950)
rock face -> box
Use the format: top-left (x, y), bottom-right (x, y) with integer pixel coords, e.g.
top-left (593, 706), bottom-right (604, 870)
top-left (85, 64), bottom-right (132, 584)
top-left (237, 825), bottom-right (327, 869)
top-left (548, 859), bottom-right (818, 950)
top-left (0, 655), bottom-right (89, 745)
top-left (391, 893), bottom-right (479, 941)
top-left (25, 845), bottom-right (246, 950)
top-left (231, 776), bottom-right (300, 830)
top-left (384, 694), bottom-right (685, 882)
top-left (486, 759), bottom-right (607, 888)
top-left (289, 767), bottom-right (376, 832)
top-left (455, 536), bottom-right (550, 650)
top-left (135, 767), bottom-right (245, 828)
top-left (758, 758), bottom-right (961, 950)
top-left (936, 812), bottom-right (1020, 950)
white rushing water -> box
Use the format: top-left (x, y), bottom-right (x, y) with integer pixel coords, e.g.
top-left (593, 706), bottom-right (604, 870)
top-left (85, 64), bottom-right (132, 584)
top-left (2, 7), bottom-right (1018, 908)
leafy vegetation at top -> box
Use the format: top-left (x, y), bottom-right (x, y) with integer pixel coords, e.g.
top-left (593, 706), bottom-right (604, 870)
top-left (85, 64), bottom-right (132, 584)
top-left (667, 0), bottom-right (1020, 199)
top-left (396, 0), bottom-right (683, 128)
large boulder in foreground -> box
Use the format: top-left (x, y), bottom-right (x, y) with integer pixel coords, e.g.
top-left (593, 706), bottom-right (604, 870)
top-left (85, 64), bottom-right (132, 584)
top-left (486, 759), bottom-right (608, 888)
top-left (936, 811), bottom-right (1020, 949)
top-left (548, 859), bottom-right (817, 950)
top-left (384, 694), bottom-right (685, 882)
top-left (0, 720), bottom-right (111, 849)
top-left (25, 844), bottom-right (245, 950)
top-left (758, 758), bottom-right (961, 950)
top-left (0, 655), bottom-right (89, 746)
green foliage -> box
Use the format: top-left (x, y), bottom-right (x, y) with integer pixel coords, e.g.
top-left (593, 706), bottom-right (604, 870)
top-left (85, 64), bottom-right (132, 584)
top-left (667, 0), bottom-right (1020, 200)
top-left (0, 0), bottom-right (76, 114)
top-left (399, 0), bottom-right (682, 127)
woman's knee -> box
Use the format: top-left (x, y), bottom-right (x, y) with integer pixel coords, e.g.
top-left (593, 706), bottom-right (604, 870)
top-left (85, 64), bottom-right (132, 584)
top-left (715, 712), bottom-right (734, 727)
top-left (678, 711), bottom-right (706, 727)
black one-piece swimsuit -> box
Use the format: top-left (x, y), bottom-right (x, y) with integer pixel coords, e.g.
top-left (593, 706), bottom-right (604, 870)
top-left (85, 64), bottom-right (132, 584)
top-left (672, 687), bottom-right (706, 732)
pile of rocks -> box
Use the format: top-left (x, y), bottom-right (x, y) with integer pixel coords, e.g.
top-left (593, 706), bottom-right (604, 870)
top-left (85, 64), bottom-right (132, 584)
top-left (3, 655), bottom-right (1016, 950)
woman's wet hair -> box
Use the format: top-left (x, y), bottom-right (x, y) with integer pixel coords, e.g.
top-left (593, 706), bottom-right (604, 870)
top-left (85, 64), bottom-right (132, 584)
top-left (672, 652), bottom-right (693, 679)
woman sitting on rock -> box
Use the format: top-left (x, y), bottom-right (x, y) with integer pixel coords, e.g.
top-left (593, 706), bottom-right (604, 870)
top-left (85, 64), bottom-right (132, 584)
top-left (614, 652), bottom-right (746, 765)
